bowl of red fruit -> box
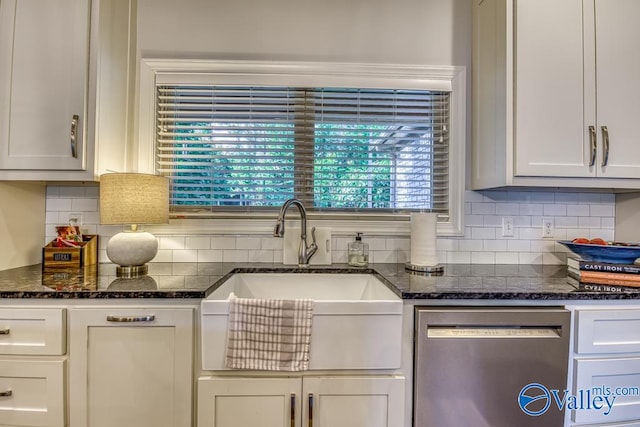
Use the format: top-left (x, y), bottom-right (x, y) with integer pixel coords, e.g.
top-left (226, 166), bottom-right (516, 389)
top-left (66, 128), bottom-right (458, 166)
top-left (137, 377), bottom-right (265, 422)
top-left (558, 238), bottom-right (640, 264)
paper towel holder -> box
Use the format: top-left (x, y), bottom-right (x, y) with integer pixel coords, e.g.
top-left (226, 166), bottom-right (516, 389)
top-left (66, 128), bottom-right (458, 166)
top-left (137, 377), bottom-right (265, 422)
top-left (405, 262), bottom-right (444, 274)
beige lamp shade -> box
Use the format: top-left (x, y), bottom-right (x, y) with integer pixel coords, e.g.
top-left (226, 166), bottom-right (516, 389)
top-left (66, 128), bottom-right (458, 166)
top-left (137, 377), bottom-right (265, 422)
top-left (100, 173), bottom-right (169, 225)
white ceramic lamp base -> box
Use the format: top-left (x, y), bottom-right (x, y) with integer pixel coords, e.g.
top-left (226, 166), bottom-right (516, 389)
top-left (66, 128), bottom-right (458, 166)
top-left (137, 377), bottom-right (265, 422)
top-left (106, 230), bottom-right (158, 278)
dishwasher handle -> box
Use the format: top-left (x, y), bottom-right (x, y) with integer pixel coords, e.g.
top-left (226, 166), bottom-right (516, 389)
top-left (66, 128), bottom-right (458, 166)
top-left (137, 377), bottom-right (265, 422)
top-left (426, 325), bottom-right (562, 338)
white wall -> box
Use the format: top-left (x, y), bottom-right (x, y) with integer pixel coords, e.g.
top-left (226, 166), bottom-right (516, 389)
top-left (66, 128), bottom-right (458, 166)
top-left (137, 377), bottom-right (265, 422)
top-left (137, 0), bottom-right (471, 66)
top-left (0, 183), bottom-right (45, 269)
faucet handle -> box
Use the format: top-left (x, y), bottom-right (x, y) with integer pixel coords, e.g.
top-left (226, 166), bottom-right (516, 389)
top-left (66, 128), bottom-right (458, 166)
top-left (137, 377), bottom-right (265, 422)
top-left (308, 226), bottom-right (318, 256)
top-left (310, 226), bottom-right (317, 245)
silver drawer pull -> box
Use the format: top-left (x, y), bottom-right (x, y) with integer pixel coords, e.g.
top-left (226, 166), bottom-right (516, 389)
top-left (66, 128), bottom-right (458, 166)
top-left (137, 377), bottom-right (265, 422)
top-left (106, 315), bottom-right (155, 323)
top-left (0, 390), bottom-right (12, 397)
top-left (0, 328), bottom-right (9, 335)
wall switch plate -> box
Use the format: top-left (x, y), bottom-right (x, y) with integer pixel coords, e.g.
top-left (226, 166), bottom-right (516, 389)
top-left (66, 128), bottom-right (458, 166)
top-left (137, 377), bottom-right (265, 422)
top-left (542, 218), bottom-right (554, 238)
top-left (501, 216), bottom-right (514, 237)
top-left (283, 227), bottom-right (332, 265)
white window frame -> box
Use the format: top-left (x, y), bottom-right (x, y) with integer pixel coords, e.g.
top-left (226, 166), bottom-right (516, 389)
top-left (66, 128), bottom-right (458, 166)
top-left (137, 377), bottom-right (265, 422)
top-left (136, 59), bottom-right (466, 236)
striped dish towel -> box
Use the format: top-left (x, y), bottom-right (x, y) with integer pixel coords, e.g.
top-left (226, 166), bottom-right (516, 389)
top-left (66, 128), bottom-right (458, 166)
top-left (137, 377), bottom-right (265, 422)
top-left (225, 293), bottom-right (313, 371)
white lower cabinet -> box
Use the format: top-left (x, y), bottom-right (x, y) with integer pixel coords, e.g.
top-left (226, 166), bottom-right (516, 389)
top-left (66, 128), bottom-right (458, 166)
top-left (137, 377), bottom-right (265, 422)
top-left (569, 307), bottom-right (640, 427)
top-left (0, 307), bottom-right (66, 427)
top-left (198, 375), bottom-right (404, 427)
top-left (68, 307), bottom-right (194, 427)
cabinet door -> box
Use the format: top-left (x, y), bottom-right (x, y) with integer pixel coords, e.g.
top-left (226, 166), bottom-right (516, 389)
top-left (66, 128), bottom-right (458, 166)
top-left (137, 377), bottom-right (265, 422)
top-left (0, 0), bottom-right (88, 170)
top-left (68, 308), bottom-right (193, 427)
top-left (572, 357), bottom-right (640, 424)
top-left (594, 0), bottom-right (640, 178)
top-left (197, 377), bottom-right (300, 427)
top-left (302, 376), bottom-right (404, 427)
top-left (513, 0), bottom-right (596, 178)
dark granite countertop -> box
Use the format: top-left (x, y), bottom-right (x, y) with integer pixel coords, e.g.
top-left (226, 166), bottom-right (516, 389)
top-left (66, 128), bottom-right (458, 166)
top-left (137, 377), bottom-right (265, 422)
top-left (0, 262), bottom-right (638, 300)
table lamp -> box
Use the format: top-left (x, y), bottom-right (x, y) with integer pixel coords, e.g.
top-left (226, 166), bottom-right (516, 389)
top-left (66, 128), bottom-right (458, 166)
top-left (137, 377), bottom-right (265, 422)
top-left (99, 173), bottom-right (169, 278)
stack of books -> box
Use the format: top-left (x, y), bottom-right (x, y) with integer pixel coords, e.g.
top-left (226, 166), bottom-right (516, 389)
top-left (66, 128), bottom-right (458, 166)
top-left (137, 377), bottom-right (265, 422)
top-left (567, 257), bottom-right (640, 292)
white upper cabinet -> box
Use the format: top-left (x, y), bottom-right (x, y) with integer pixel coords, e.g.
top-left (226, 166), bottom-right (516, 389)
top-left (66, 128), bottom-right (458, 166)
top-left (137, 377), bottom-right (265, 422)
top-left (593, 0), bottom-right (640, 179)
top-left (0, 0), bottom-right (134, 181)
top-left (0, 0), bottom-right (89, 172)
top-left (472, 0), bottom-right (640, 189)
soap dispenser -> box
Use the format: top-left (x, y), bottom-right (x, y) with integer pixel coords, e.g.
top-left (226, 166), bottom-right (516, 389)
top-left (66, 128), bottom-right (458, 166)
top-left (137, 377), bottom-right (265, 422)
top-left (348, 232), bottom-right (369, 267)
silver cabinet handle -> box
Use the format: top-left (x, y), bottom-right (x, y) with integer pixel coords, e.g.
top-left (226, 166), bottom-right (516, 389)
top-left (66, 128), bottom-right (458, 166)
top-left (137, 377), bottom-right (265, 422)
top-left (106, 315), bottom-right (155, 323)
top-left (70, 114), bottom-right (79, 158)
top-left (0, 390), bottom-right (12, 397)
top-left (308, 393), bottom-right (313, 427)
top-left (601, 125), bottom-right (610, 167)
top-left (290, 393), bottom-right (296, 427)
top-left (588, 125), bottom-right (597, 167)
top-left (0, 328), bottom-right (9, 335)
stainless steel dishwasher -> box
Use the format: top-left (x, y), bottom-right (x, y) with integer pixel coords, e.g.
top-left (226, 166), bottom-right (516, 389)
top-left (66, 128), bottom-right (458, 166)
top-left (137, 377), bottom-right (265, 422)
top-left (414, 307), bottom-right (570, 427)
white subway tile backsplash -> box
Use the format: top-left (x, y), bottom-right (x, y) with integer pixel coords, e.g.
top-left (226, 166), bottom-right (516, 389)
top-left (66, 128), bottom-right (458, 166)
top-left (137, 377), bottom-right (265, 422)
top-left (567, 204), bottom-right (590, 216)
top-left (543, 204), bottom-right (567, 216)
top-left (172, 250), bottom-right (198, 263)
top-left (578, 192), bottom-right (604, 204)
top-left (495, 252), bottom-right (519, 264)
top-left (483, 240), bottom-right (507, 252)
top-left (211, 237), bottom-right (236, 249)
top-left (554, 192), bottom-right (579, 204)
top-left (519, 203), bottom-right (544, 216)
top-left (159, 236), bottom-right (186, 250)
top-left (464, 214), bottom-right (484, 227)
top-left (530, 192), bottom-right (555, 203)
top-left (197, 250), bottom-right (223, 263)
top-left (236, 237), bottom-right (262, 250)
top-left (507, 240), bottom-right (531, 252)
top-left (447, 252), bottom-right (471, 263)
top-left (71, 198), bottom-right (98, 212)
top-left (46, 198), bottom-right (72, 211)
top-left (495, 202), bottom-right (520, 215)
top-left (459, 240), bottom-right (483, 252)
top-left (471, 227), bottom-right (495, 239)
top-left (471, 203), bottom-right (496, 215)
top-left (185, 237), bottom-right (211, 250)
top-left (589, 204), bottom-right (614, 217)
top-left (578, 217), bottom-right (601, 228)
top-left (519, 252), bottom-right (542, 264)
top-left (58, 186), bottom-right (85, 198)
top-left (44, 186), bottom-right (617, 265)
top-left (222, 250), bottom-right (249, 263)
top-left (248, 250), bottom-right (274, 263)
top-left (471, 252), bottom-right (495, 264)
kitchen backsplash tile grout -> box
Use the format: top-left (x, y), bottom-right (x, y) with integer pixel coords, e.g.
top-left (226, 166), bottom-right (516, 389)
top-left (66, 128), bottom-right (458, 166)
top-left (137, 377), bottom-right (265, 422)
top-left (44, 186), bottom-right (616, 265)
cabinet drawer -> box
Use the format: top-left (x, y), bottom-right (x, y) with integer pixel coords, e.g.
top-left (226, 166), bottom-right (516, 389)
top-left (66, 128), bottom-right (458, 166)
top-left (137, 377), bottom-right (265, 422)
top-left (572, 356), bottom-right (640, 424)
top-left (0, 359), bottom-right (65, 427)
top-left (575, 309), bottom-right (640, 354)
top-left (0, 309), bottom-right (66, 355)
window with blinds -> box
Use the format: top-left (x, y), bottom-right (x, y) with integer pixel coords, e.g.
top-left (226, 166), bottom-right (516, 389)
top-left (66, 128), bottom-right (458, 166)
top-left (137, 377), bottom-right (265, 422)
top-left (156, 85), bottom-right (450, 217)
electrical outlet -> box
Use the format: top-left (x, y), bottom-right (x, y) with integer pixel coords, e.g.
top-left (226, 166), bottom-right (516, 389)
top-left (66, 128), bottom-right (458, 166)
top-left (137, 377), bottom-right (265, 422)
top-left (542, 218), bottom-right (554, 238)
top-left (68, 212), bottom-right (84, 226)
top-left (501, 216), bottom-right (514, 237)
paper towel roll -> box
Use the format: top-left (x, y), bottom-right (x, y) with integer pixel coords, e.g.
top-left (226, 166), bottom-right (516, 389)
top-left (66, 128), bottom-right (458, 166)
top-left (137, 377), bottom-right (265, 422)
top-left (410, 212), bottom-right (438, 266)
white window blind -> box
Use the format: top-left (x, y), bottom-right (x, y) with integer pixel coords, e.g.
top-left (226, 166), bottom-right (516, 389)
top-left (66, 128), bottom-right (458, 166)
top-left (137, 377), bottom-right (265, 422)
top-left (156, 85), bottom-right (450, 217)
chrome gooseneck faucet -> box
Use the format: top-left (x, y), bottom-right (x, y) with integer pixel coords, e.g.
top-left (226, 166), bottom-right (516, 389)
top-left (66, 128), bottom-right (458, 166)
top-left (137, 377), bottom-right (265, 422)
top-left (273, 198), bottom-right (318, 267)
